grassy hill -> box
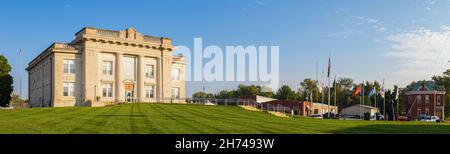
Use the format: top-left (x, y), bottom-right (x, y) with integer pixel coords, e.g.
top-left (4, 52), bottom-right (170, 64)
top-left (0, 103), bottom-right (449, 134)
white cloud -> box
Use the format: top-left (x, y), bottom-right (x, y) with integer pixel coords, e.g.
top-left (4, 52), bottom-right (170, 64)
top-left (424, 0), bottom-right (436, 11)
top-left (384, 26), bottom-right (450, 83)
top-left (353, 16), bottom-right (387, 32)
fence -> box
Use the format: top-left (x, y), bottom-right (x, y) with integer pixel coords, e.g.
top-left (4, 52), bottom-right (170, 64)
top-left (8, 102), bottom-right (29, 109)
top-left (186, 98), bottom-right (240, 105)
top-left (238, 99), bottom-right (301, 116)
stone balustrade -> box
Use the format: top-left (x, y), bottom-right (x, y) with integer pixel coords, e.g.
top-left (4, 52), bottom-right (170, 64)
top-left (96, 29), bottom-right (120, 38)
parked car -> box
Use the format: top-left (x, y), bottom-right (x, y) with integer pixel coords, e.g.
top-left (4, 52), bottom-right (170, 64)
top-left (420, 116), bottom-right (441, 122)
top-left (342, 115), bottom-right (361, 120)
top-left (375, 113), bottom-right (384, 120)
top-left (309, 114), bottom-right (323, 119)
top-left (323, 112), bottom-right (338, 119)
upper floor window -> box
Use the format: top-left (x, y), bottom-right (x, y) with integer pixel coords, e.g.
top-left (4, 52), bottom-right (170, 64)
top-left (425, 95), bottom-right (430, 104)
top-left (103, 61), bottom-right (113, 76)
top-left (145, 65), bottom-right (154, 78)
top-left (63, 59), bottom-right (75, 74)
top-left (417, 95), bottom-right (422, 105)
top-left (436, 95), bottom-right (442, 106)
top-left (145, 85), bottom-right (155, 98)
top-left (63, 82), bottom-right (75, 97)
top-left (172, 68), bottom-right (180, 81)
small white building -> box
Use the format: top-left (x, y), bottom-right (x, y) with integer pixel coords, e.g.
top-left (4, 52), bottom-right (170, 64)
top-left (341, 104), bottom-right (379, 117)
top-left (240, 95), bottom-right (277, 104)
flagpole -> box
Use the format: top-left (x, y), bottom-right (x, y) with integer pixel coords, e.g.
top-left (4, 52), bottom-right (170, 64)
top-left (327, 55), bottom-right (331, 117)
top-left (362, 81), bottom-right (365, 119)
top-left (313, 62), bottom-right (318, 114)
top-left (384, 91), bottom-right (386, 121)
top-left (360, 82), bottom-right (363, 120)
top-left (334, 76), bottom-right (336, 114)
top-left (328, 75), bottom-right (330, 116)
top-left (19, 49), bottom-right (23, 108)
top-left (375, 86), bottom-right (377, 120)
top-left (321, 70), bottom-right (324, 114)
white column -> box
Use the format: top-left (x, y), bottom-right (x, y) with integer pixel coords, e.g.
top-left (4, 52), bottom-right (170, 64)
top-left (157, 57), bottom-right (163, 102)
top-left (138, 55), bottom-right (145, 102)
top-left (115, 53), bottom-right (124, 102)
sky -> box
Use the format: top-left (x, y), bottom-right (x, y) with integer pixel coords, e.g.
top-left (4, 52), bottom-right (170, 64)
top-left (1, 0), bottom-right (450, 98)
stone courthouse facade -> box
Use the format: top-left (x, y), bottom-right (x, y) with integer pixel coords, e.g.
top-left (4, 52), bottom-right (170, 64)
top-left (27, 27), bottom-right (186, 107)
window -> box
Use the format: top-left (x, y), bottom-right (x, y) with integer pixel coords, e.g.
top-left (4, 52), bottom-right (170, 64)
top-left (63, 82), bottom-right (74, 97)
top-left (425, 108), bottom-right (430, 115)
top-left (103, 61), bottom-right (113, 75)
top-left (172, 87), bottom-right (180, 99)
top-left (63, 59), bottom-right (75, 74)
top-left (102, 83), bottom-right (113, 98)
top-left (145, 65), bottom-right (154, 78)
top-left (145, 85), bottom-right (154, 98)
top-left (123, 57), bottom-right (136, 81)
top-left (437, 95), bottom-right (442, 106)
top-left (417, 108), bottom-right (422, 116)
top-left (425, 95), bottom-right (430, 104)
top-left (417, 95), bottom-right (422, 105)
top-left (408, 96), bottom-right (412, 104)
top-left (172, 68), bottom-right (180, 81)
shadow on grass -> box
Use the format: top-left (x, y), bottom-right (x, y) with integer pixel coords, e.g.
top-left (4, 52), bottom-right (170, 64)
top-left (333, 123), bottom-right (450, 134)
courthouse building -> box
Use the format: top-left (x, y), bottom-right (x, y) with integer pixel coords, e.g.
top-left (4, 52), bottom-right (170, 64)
top-left (26, 27), bottom-right (186, 107)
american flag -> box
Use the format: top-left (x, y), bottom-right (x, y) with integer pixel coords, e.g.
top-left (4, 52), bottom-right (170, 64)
top-left (327, 56), bottom-right (331, 78)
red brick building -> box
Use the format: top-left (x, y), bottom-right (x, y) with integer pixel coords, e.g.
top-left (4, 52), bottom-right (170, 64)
top-left (261, 100), bottom-right (312, 116)
top-left (405, 81), bottom-right (445, 120)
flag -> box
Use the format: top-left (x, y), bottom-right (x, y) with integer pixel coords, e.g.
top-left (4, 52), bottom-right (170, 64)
top-left (352, 86), bottom-right (361, 97)
top-left (327, 56), bottom-right (331, 78)
top-left (368, 87), bottom-right (376, 97)
top-left (380, 79), bottom-right (385, 98)
top-left (333, 75), bottom-right (336, 87)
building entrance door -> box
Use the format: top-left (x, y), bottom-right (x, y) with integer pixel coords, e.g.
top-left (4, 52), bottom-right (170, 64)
top-left (126, 91), bottom-right (134, 102)
top-left (125, 83), bottom-right (135, 102)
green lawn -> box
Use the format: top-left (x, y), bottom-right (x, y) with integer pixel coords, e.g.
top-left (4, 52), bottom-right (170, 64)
top-left (0, 103), bottom-right (449, 134)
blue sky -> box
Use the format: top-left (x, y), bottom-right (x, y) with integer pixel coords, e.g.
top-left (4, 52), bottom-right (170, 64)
top-left (1, 0), bottom-right (450, 98)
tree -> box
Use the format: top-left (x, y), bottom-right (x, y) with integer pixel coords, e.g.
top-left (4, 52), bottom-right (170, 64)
top-left (432, 69), bottom-right (450, 118)
top-left (336, 77), bottom-right (355, 108)
top-left (0, 55), bottom-right (13, 107)
top-left (338, 78), bottom-right (354, 89)
top-left (215, 90), bottom-right (237, 99)
top-left (236, 84), bottom-right (260, 97)
top-left (259, 86), bottom-right (274, 98)
top-left (299, 78), bottom-right (320, 101)
top-left (275, 85), bottom-right (298, 101)
top-left (192, 92), bottom-right (214, 99)
top-left (10, 94), bottom-right (27, 103)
